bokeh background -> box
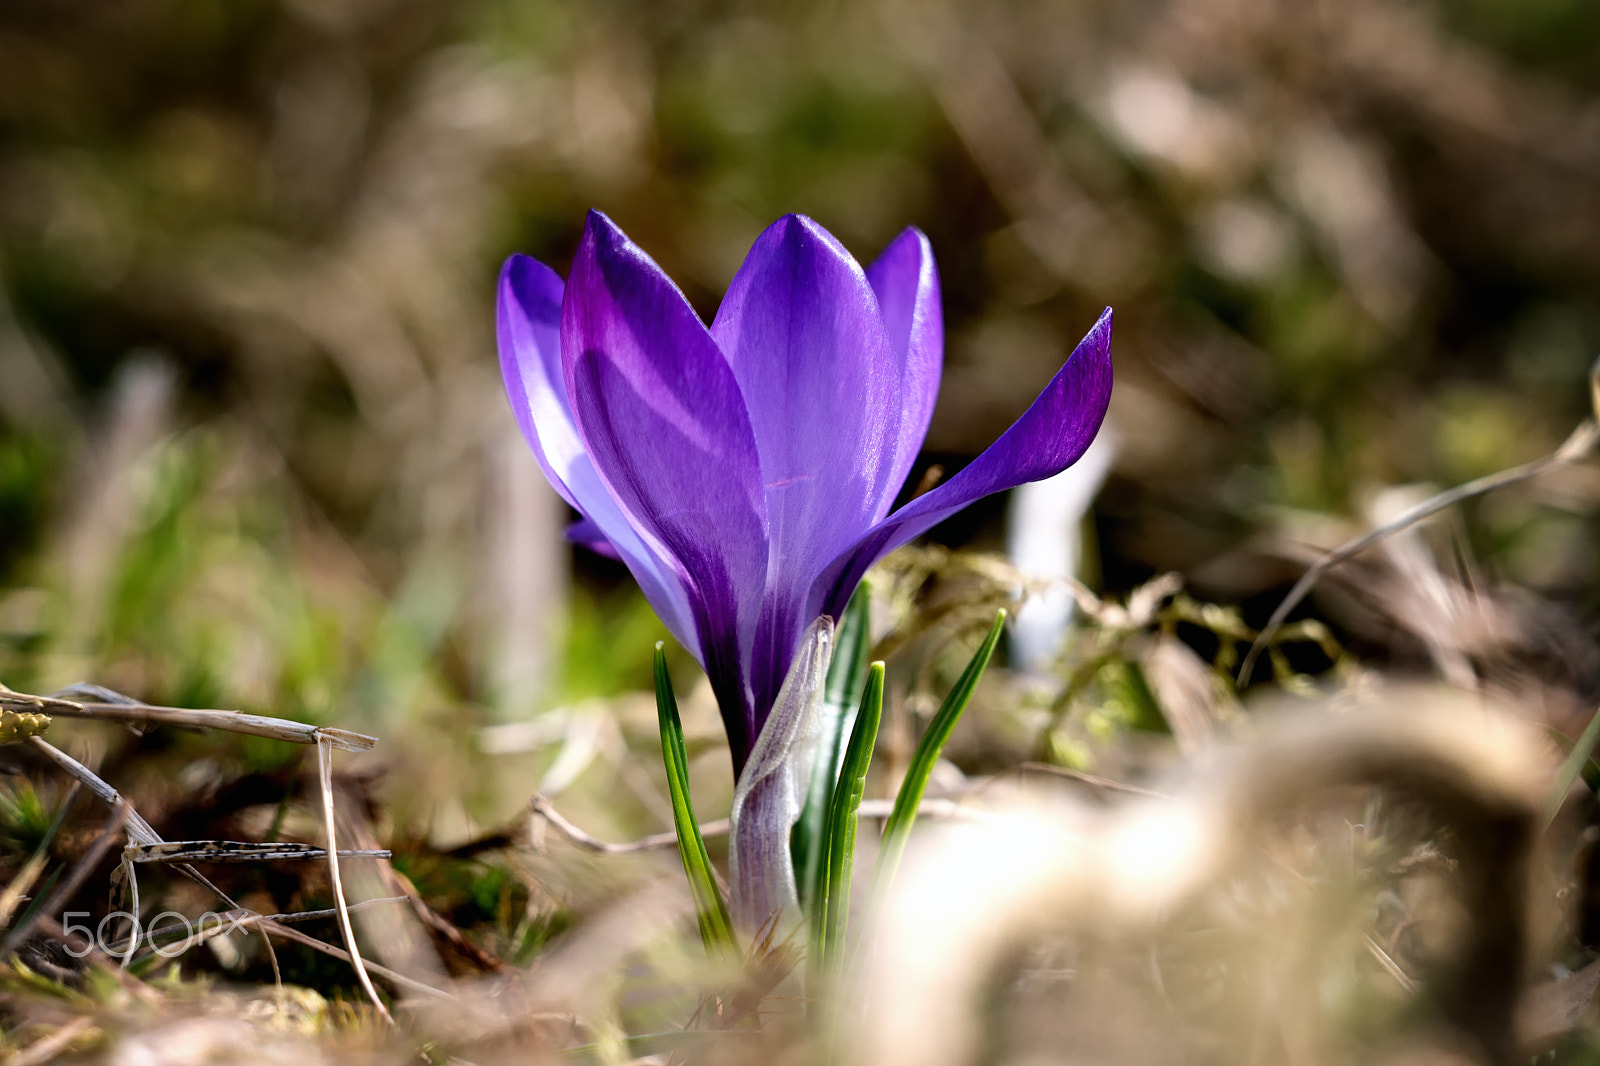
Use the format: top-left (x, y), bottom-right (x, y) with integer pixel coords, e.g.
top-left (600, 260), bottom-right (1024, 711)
top-left (2, 0), bottom-right (1599, 831)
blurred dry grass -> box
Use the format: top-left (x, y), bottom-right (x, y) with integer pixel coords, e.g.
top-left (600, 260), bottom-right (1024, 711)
top-left (1, 0), bottom-right (1600, 1062)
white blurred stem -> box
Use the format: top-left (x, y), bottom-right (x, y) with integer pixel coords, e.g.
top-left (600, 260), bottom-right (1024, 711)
top-left (1007, 427), bottom-right (1117, 672)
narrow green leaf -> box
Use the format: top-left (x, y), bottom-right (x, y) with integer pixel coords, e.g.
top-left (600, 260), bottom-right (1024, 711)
top-left (10, 864), bottom-right (62, 937)
top-left (824, 587), bottom-right (874, 710)
top-left (1541, 705), bottom-right (1600, 831)
top-left (654, 643), bottom-right (736, 955)
top-left (793, 585), bottom-right (872, 915)
top-left (813, 661), bottom-right (884, 971)
top-left (872, 609), bottom-right (1005, 896)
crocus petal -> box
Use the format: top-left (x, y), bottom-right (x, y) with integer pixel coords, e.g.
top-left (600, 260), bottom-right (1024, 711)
top-left (811, 308), bottom-right (1114, 621)
top-left (564, 517), bottom-right (621, 561)
top-left (866, 227), bottom-right (943, 513)
top-left (497, 254), bottom-right (583, 508)
top-left (498, 253), bottom-right (700, 656)
top-left (710, 215), bottom-right (902, 721)
top-left (563, 210), bottom-right (771, 768)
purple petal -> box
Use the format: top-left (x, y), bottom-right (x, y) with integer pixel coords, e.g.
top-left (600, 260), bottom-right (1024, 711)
top-left (866, 227), bottom-right (943, 513)
top-left (565, 517), bottom-right (621, 561)
top-left (812, 308), bottom-right (1114, 620)
top-left (563, 210), bottom-right (771, 769)
top-left (498, 255), bottom-right (582, 509)
top-left (710, 215), bottom-right (902, 720)
top-left (498, 253), bottom-right (701, 657)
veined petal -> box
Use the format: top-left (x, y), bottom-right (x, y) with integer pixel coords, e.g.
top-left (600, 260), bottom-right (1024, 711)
top-left (812, 308), bottom-right (1114, 620)
top-left (498, 253), bottom-right (701, 657)
top-left (710, 215), bottom-right (902, 722)
top-left (497, 255), bottom-right (582, 509)
top-left (563, 210), bottom-right (771, 769)
top-left (866, 227), bottom-right (943, 514)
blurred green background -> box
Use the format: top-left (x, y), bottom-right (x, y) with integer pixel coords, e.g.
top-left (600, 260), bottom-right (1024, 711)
top-left (1, 0), bottom-right (1598, 824)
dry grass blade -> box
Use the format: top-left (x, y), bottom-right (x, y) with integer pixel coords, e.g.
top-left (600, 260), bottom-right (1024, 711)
top-left (1364, 933), bottom-right (1418, 994)
top-left (253, 914), bottom-right (453, 1000)
top-left (529, 794), bottom-right (997, 857)
top-left (0, 683), bottom-right (378, 751)
top-left (1016, 762), bottom-right (1169, 799)
top-left (27, 736), bottom-right (241, 918)
top-left (104, 898), bottom-right (410, 957)
top-left (32, 915), bottom-right (164, 1005)
top-left (26, 737), bottom-right (160, 844)
top-left (530, 793), bottom-right (727, 855)
top-left (402, 889), bottom-right (506, 974)
top-left (1239, 415), bottom-right (1600, 683)
top-left (124, 841), bottom-right (392, 864)
top-left (316, 735), bottom-right (392, 1022)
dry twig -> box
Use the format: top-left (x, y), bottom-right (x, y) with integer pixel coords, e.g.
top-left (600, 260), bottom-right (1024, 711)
top-left (527, 794), bottom-right (1001, 857)
top-left (0, 682), bottom-right (376, 752)
top-left (1239, 415), bottom-right (1600, 683)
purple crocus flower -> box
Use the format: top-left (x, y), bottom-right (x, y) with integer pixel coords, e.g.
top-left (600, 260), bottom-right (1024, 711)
top-left (498, 210), bottom-right (1112, 781)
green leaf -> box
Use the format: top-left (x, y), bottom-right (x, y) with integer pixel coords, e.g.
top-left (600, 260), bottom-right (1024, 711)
top-left (872, 609), bottom-right (1005, 897)
top-left (1541, 706), bottom-right (1600, 831)
top-left (654, 642), bottom-right (736, 956)
top-left (793, 585), bottom-right (872, 915)
top-left (812, 660), bottom-right (884, 972)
